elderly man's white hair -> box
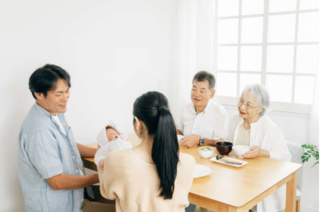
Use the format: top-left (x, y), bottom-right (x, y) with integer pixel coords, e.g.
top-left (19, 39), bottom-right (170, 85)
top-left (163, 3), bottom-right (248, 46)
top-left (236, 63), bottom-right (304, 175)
top-left (241, 83), bottom-right (270, 116)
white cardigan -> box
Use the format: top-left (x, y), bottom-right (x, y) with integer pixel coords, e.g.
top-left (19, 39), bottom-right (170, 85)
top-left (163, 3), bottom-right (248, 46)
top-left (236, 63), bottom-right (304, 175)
top-left (228, 115), bottom-right (292, 212)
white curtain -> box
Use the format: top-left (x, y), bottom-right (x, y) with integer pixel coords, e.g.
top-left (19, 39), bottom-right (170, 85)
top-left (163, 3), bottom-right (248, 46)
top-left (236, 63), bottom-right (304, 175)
top-left (172, 0), bottom-right (215, 123)
top-left (309, 71), bottom-right (319, 146)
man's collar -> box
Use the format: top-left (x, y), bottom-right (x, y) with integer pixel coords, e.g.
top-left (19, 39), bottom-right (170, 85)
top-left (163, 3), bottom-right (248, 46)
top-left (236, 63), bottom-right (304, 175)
top-left (33, 102), bottom-right (52, 117)
top-left (203, 99), bottom-right (212, 112)
top-left (190, 99), bottom-right (212, 114)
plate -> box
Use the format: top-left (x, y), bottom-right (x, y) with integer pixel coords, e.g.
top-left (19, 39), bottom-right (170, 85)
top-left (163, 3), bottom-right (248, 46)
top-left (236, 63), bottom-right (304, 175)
top-left (210, 157), bottom-right (247, 168)
top-left (193, 164), bottom-right (212, 178)
top-left (177, 135), bottom-right (184, 142)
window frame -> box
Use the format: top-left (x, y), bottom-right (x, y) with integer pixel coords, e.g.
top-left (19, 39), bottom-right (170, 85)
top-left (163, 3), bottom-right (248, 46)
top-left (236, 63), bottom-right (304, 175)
top-left (213, 0), bottom-right (319, 115)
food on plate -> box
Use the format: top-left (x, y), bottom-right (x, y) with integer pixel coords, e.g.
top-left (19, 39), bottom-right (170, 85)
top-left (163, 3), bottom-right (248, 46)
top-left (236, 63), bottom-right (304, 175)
top-left (199, 147), bottom-right (213, 151)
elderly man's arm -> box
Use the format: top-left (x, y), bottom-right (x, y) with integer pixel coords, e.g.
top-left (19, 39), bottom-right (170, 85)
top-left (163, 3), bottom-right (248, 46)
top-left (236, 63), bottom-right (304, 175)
top-left (203, 138), bottom-right (217, 146)
top-left (47, 173), bottom-right (99, 190)
top-left (76, 143), bottom-right (97, 158)
top-left (177, 109), bottom-right (185, 135)
top-left (179, 134), bottom-right (217, 148)
top-left (176, 129), bottom-right (183, 135)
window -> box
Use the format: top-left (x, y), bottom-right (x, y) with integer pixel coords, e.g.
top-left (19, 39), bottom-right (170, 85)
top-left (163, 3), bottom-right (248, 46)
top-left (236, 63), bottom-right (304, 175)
top-left (214, 0), bottom-right (319, 114)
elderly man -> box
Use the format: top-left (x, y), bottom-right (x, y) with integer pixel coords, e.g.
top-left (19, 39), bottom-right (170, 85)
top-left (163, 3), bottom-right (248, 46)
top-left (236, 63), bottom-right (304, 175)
top-left (179, 71), bottom-right (228, 212)
top-left (17, 64), bottom-right (115, 212)
top-left (178, 70), bottom-right (228, 148)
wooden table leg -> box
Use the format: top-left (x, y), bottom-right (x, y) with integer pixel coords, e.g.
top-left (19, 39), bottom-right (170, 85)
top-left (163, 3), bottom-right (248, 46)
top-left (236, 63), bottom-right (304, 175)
top-left (227, 206), bottom-right (240, 212)
top-left (286, 172), bottom-right (297, 212)
top-left (296, 199), bottom-right (301, 212)
top-left (200, 207), bottom-right (207, 212)
top-left (215, 203), bottom-right (240, 212)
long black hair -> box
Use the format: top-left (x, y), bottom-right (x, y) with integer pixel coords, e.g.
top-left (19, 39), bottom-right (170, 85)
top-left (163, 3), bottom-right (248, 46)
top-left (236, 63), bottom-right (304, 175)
top-left (133, 91), bottom-right (179, 199)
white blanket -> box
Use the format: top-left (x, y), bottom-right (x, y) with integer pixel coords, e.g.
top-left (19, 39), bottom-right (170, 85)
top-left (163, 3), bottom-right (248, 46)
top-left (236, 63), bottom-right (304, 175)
top-left (94, 138), bottom-right (133, 166)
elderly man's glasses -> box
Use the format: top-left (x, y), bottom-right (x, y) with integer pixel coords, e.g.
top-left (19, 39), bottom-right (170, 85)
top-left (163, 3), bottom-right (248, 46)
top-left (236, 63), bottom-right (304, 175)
top-left (237, 98), bottom-right (259, 109)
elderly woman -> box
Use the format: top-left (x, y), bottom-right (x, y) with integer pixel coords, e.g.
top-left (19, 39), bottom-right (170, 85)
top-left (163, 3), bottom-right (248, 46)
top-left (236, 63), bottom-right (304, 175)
top-left (228, 84), bottom-right (291, 212)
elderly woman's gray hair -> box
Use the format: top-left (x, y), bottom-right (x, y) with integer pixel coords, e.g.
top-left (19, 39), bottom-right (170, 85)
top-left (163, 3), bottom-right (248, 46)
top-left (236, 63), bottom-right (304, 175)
top-left (241, 84), bottom-right (270, 116)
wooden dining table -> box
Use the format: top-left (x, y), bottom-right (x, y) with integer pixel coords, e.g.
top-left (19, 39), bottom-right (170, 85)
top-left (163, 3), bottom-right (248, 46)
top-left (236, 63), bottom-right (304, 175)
top-left (83, 134), bottom-right (302, 212)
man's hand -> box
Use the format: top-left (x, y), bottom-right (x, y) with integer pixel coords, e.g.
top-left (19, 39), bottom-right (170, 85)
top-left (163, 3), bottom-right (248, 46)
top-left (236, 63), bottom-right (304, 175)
top-left (179, 134), bottom-right (201, 148)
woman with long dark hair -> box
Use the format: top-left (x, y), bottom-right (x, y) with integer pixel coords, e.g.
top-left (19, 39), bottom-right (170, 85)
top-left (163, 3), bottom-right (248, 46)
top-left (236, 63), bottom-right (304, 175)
top-left (98, 91), bottom-right (195, 212)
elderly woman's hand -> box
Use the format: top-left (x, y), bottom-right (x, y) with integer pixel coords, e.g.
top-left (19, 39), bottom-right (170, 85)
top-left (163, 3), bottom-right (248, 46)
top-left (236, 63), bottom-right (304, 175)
top-left (242, 146), bottom-right (261, 158)
top-left (242, 146), bottom-right (270, 158)
top-left (179, 134), bottom-right (201, 148)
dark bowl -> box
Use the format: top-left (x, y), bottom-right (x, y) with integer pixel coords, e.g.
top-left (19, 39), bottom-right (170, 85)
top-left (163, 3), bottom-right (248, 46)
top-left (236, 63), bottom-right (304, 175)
top-left (216, 142), bottom-right (233, 155)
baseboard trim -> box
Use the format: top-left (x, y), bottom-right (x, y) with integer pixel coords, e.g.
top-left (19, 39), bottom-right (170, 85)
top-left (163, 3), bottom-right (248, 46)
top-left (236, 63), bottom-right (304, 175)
top-left (301, 205), bottom-right (319, 212)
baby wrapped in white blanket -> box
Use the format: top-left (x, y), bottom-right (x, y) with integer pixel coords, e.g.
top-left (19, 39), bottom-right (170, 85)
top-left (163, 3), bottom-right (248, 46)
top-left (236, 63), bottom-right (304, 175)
top-left (94, 121), bottom-right (132, 168)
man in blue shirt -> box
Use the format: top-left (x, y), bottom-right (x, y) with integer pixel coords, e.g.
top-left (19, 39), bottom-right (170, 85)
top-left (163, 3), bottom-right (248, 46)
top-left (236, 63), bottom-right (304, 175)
top-left (17, 64), bottom-right (115, 212)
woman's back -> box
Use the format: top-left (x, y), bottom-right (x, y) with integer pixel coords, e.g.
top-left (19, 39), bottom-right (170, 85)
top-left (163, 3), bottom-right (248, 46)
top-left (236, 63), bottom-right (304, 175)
top-left (98, 149), bottom-right (195, 212)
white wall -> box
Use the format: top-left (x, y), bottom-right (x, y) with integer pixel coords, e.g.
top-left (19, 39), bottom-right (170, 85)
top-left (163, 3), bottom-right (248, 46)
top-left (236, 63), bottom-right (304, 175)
top-left (0, 0), bottom-right (176, 211)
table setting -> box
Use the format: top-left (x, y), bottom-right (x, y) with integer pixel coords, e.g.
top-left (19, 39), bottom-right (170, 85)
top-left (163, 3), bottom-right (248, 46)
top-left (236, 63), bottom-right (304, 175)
top-left (83, 134), bottom-right (301, 212)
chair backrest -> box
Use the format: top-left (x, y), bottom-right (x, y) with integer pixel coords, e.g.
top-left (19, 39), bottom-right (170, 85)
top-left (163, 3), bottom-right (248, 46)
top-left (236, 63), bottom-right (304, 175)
top-left (286, 141), bottom-right (304, 191)
top-left (250, 142), bottom-right (304, 211)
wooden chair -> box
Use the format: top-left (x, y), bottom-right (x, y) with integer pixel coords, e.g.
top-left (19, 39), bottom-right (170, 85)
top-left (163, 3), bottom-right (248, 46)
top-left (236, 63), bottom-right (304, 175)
top-left (249, 141), bottom-right (304, 212)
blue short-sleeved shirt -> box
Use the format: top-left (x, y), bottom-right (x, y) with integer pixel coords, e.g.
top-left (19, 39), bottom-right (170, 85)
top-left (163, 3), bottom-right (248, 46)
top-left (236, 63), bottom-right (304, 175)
top-left (18, 103), bottom-right (84, 212)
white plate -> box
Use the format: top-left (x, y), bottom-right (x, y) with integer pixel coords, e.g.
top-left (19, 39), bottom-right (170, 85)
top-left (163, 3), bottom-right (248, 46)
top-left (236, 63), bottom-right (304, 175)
top-left (193, 164), bottom-right (212, 178)
top-left (210, 157), bottom-right (247, 168)
top-left (177, 135), bottom-right (184, 142)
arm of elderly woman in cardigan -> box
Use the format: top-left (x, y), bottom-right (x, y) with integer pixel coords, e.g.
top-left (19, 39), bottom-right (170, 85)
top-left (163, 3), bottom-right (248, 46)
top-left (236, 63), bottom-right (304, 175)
top-left (245, 126), bottom-right (291, 161)
top-left (242, 146), bottom-right (270, 158)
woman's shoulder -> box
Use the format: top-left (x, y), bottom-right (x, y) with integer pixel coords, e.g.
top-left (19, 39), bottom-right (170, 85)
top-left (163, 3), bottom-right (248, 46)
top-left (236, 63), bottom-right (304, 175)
top-left (106, 148), bottom-right (132, 164)
top-left (177, 153), bottom-right (195, 181)
top-left (257, 116), bottom-right (284, 136)
top-left (178, 153), bottom-right (196, 169)
top-left (179, 152), bottom-right (195, 161)
top-left (259, 116), bottom-right (280, 129)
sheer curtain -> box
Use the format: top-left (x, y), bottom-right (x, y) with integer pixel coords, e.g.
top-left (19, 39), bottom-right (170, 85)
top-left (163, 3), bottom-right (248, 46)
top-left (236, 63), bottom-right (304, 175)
top-left (171, 0), bottom-right (215, 122)
top-left (309, 70), bottom-right (319, 145)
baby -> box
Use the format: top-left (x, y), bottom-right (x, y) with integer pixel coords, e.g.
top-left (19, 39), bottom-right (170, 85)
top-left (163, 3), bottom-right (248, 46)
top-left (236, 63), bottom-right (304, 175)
top-left (94, 121), bottom-right (132, 168)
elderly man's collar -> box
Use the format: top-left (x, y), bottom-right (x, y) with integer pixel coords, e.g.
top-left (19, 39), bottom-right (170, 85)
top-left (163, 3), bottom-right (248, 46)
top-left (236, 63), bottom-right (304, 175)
top-left (190, 99), bottom-right (213, 114)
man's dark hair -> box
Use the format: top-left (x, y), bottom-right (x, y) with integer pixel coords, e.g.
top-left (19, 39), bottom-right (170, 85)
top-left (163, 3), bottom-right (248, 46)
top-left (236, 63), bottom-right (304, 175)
top-left (29, 64), bottom-right (71, 100)
top-left (192, 70), bottom-right (216, 90)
